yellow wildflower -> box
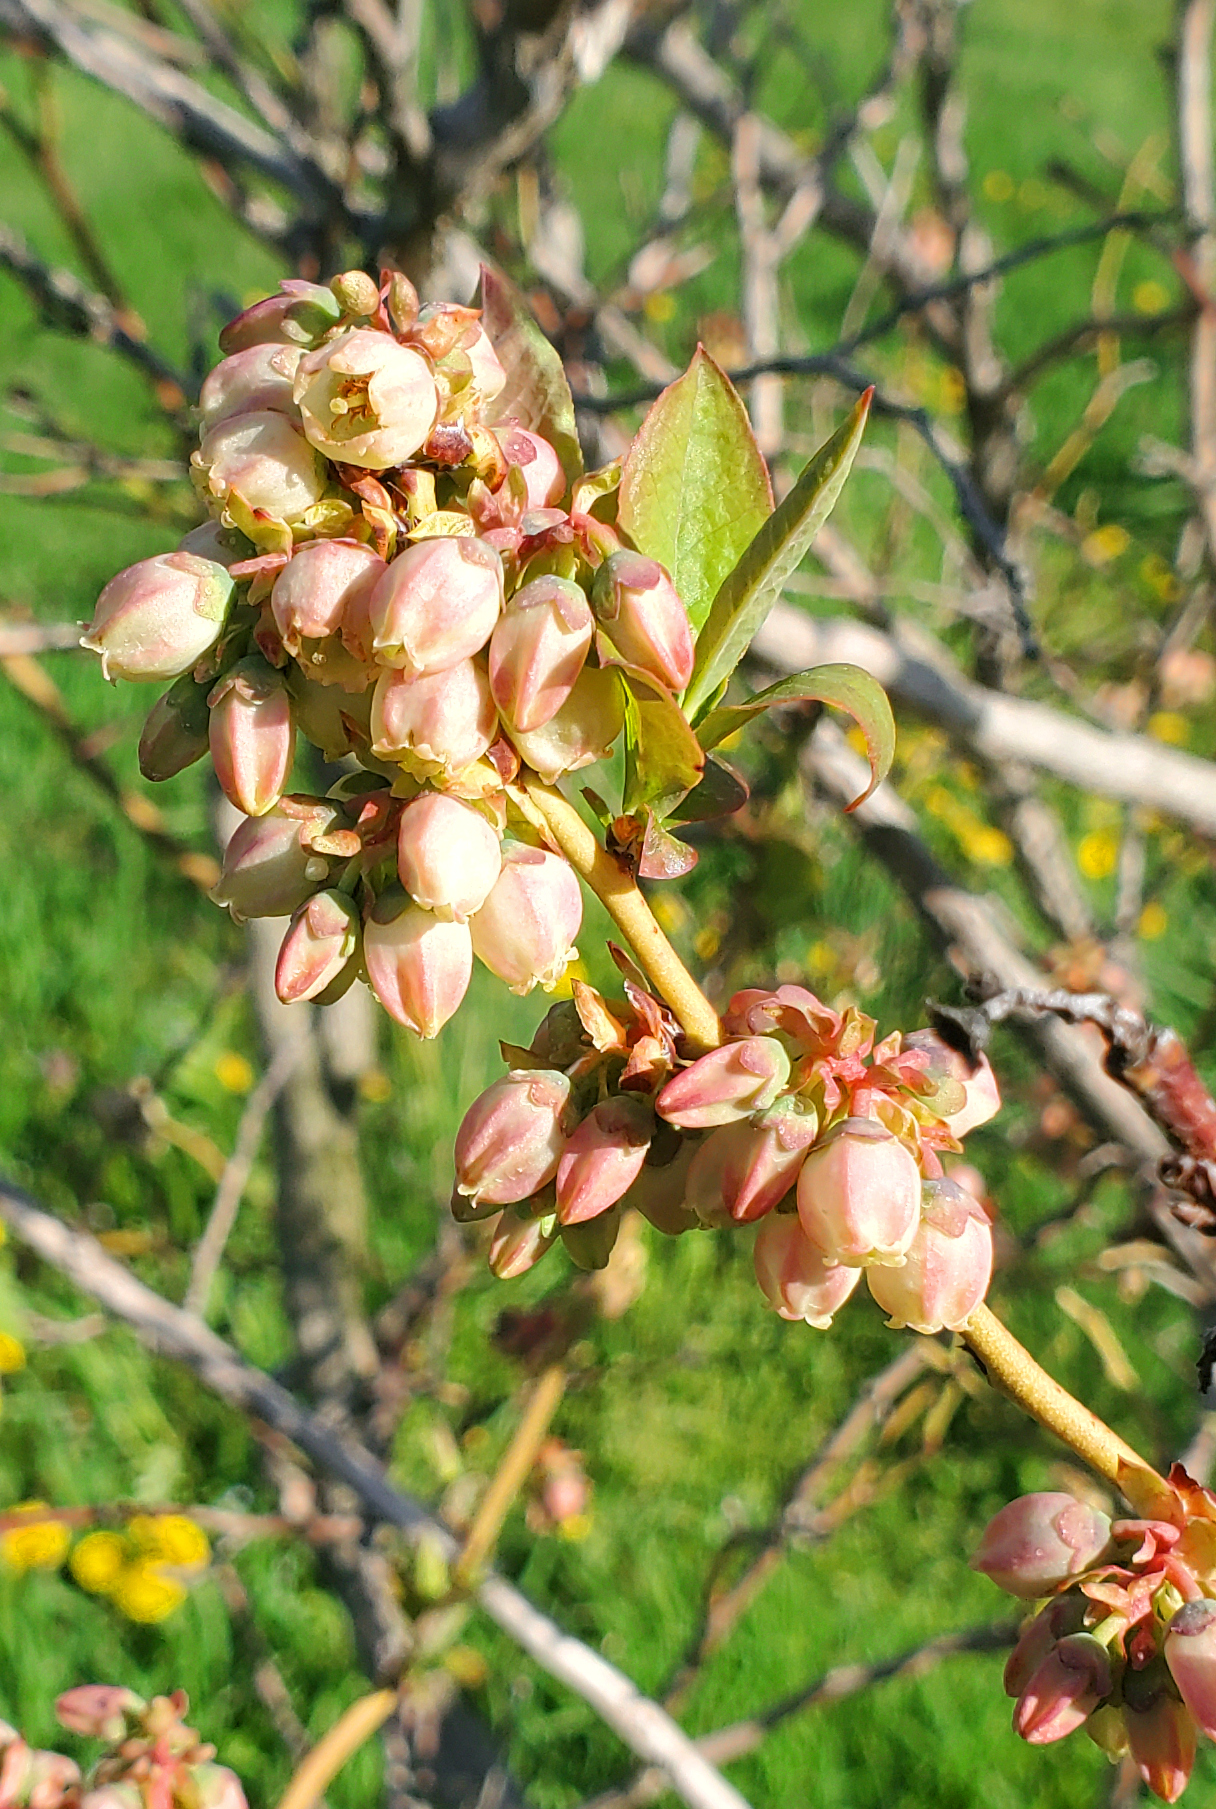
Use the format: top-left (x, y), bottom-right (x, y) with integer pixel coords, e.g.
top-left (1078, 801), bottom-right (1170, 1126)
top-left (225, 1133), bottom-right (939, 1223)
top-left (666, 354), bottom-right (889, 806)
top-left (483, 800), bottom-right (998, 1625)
top-left (1133, 279), bottom-right (1170, 314)
top-left (127, 1515), bottom-right (209, 1571)
top-left (70, 1531), bottom-right (128, 1594)
top-left (110, 1561), bottom-right (187, 1623)
top-left (1081, 524), bottom-right (1130, 566)
top-left (1078, 828), bottom-right (1120, 880)
top-left (214, 1051), bottom-right (254, 1094)
top-left (0, 1333), bottom-right (25, 1375)
top-left (1, 1504), bottom-right (71, 1573)
top-left (1148, 711), bottom-right (1190, 746)
top-left (1138, 901), bottom-right (1168, 940)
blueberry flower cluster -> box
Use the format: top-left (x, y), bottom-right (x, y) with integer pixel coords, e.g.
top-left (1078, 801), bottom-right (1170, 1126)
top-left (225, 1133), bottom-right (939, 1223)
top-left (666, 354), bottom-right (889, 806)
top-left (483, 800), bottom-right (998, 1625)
top-left (453, 976), bottom-right (999, 1329)
top-left (973, 1471), bottom-right (1216, 1801)
top-left (82, 270), bottom-right (694, 1034)
top-left (0, 1686), bottom-right (245, 1809)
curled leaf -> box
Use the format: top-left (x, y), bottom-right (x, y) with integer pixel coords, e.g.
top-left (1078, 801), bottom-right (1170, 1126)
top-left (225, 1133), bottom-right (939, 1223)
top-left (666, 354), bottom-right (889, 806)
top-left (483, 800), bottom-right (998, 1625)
top-left (697, 660), bottom-right (894, 809)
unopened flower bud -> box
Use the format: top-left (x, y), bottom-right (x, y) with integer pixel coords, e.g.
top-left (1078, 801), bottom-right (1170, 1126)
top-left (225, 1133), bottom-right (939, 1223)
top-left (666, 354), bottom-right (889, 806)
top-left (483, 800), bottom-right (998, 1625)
top-left (753, 1214), bottom-right (862, 1327)
top-left (364, 892), bottom-right (472, 1037)
top-left (657, 1038), bottom-right (792, 1131)
top-left (488, 1204), bottom-right (558, 1279)
top-left (593, 550), bottom-right (694, 692)
top-left (470, 844), bottom-right (582, 993)
top-left (329, 269), bottom-right (381, 317)
top-left (56, 1686), bottom-right (144, 1740)
top-left (866, 1178), bottom-right (994, 1332)
top-left (1014, 1634), bottom-right (1112, 1744)
top-left (903, 1030), bottom-right (1001, 1136)
top-left (796, 1118), bottom-right (921, 1267)
top-left (371, 537), bottom-right (503, 674)
top-left (464, 328), bottom-right (507, 408)
top-left (1166, 1600), bottom-right (1216, 1740)
top-left (294, 327), bottom-right (437, 468)
top-left (83, 552), bottom-right (234, 682)
top-left (212, 804), bottom-right (335, 920)
top-left (1004, 1598), bottom-right (1086, 1699)
top-left (177, 521), bottom-right (251, 567)
top-left (80, 1787), bottom-right (143, 1809)
top-left (138, 673), bottom-right (211, 781)
top-left (397, 793), bottom-right (501, 921)
top-left (501, 425), bottom-right (564, 507)
top-left (489, 576), bottom-right (593, 731)
top-left (271, 540), bottom-right (385, 655)
top-left (971, 1493), bottom-right (1113, 1599)
top-left (556, 1096), bottom-right (654, 1224)
top-left (275, 890), bottom-right (360, 1003)
top-left (454, 1070), bottom-right (573, 1206)
top-left (196, 410), bottom-right (327, 523)
top-left (189, 1766), bottom-right (249, 1809)
top-left (208, 656), bottom-right (296, 816)
top-left (370, 659), bottom-right (498, 778)
top-left (198, 343), bottom-right (302, 429)
top-left (507, 663), bottom-right (625, 781)
top-left (25, 1752), bottom-right (80, 1809)
top-left (219, 280), bottom-right (341, 353)
top-left (686, 1105), bottom-right (818, 1224)
top-left (1123, 1683), bottom-right (1197, 1804)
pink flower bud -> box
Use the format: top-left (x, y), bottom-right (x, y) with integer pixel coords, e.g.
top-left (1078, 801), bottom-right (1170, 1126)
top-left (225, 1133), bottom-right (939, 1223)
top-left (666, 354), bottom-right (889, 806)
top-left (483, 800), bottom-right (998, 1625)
top-left (506, 663), bottom-right (625, 781)
top-left (275, 890), bottom-right (360, 1003)
top-left (1014, 1633), bottom-right (1111, 1744)
top-left (556, 1096), bottom-right (654, 1224)
top-left (1124, 1691), bottom-right (1197, 1803)
top-left (865, 1178), bottom-right (994, 1332)
top-left (177, 522), bottom-right (250, 566)
top-left (208, 657), bottom-right (296, 816)
top-left (370, 659), bottom-right (498, 778)
top-left (488, 1204), bottom-right (558, 1279)
top-left (796, 1118), bottom-right (921, 1267)
top-left (489, 576), bottom-right (593, 732)
top-left (1166, 1600), bottom-right (1216, 1739)
top-left (903, 1031), bottom-right (1001, 1135)
top-left (270, 540), bottom-right (385, 654)
top-left (753, 1215), bottom-right (862, 1327)
top-left (212, 804), bottom-right (335, 920)
top-left (470, 844), bottom-right (582, 993)
top-left (685, 1106), bottom-right (818, 1224)
top-left (364, 894), bottom-right (472, 1037)
top-left (80, 1788), bottom-right (143, 1809)
top-left (370, 537), bottom-right (503, 675)
top-left (465, 328), bottom-right (507, 409)
top-left (219, 280), bottom-right (340, 353)
top-left (657, 1038), bottom-right (792, 1131)
top-left (503, 426), bottom-right (565, 507)
top-left (56, 1686), bottom-right (145, 1740)
top-left (294, 327), bottom-right (437, 468)
top-left (83, 552), bottom-right (234, 682)
top-left (199, 343), bottom-right (302, 429)
top-left (25, 1753), bottom-right (80, 1809)
top-left (189, 1766), bottom-right (249, 1809)
top-left (593, 550), bottom-right (694, 692)
top-left (139, 673), bottom-right (211, 781)
top-left (1004, 1598), bottom-right (1085, 1699)
top-left (196, 411), bottom-right (327, 523)
top-left (454, 1070), bottom-right (573, 1206)
top-left (397, 793), bottom-right (501, 921)
top-left (971, 1493), bottom-right (1113, 1599)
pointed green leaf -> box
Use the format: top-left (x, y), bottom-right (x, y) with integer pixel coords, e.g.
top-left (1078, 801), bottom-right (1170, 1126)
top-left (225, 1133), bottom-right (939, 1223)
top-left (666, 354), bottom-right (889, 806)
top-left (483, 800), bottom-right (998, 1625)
top-left (683, 389), bottom-right (873, 721)
top-left (668, 755), bottom-right (750, 825)
top-left (619, 666), bottom-right (705, 819)
top-left (476, 263), bottom-right (583, 484)
top-left (617, 347), bottom-right (772, 635)
top-left (698, 661), bottom-right (895, 810)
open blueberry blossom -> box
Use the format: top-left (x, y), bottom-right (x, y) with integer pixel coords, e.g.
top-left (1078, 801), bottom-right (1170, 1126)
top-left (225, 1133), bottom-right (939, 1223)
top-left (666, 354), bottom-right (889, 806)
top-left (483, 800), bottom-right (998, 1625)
top-left (972, 1469), bottom-right (1216, 1800)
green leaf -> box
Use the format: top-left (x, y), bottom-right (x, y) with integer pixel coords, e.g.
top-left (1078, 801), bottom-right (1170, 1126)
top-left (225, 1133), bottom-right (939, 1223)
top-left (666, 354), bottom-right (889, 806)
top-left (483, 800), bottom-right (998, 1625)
top-left (617, 347), bottom-right (772, 636)
top-left (683, 389), bottom-right (873, 721)
top-left (476, 263), bottom-right (583, 484)
top-left (619, 666), bottom-right (705, 819)
top-left (668, 755), bottom-right (750, 825)
top-left (698, 661), bottom-right (895, 810)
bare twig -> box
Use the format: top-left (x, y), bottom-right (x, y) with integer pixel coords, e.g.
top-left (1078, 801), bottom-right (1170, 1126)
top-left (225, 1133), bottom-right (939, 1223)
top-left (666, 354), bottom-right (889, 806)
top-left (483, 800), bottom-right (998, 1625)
top-left (184, 1037), bottom-right (303, 1321)
top-left (1175, 0), bottom-right (1216, 562)
top-left (454, 1362), bottom-right (566, 1586)
top-left (0, 1180), bottom-right (753, 1809)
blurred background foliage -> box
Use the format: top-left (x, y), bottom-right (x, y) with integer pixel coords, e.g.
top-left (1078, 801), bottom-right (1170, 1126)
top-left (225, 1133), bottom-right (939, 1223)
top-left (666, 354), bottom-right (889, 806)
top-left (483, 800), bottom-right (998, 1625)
top-left (0, 0), bottom-right (1215, 1805)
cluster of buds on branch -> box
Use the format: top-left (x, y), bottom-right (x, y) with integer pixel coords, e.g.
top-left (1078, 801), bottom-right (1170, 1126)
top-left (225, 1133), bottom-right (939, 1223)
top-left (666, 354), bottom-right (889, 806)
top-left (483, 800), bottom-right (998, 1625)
top-left (973, 1471), bottom-right (1216, 1800)
top-left (454, 971), bottom-right (999, 1330)
top-left (79, 268), bottom-right (714, 1031)
top-left (0, 1687), bottom-right (244, 1809)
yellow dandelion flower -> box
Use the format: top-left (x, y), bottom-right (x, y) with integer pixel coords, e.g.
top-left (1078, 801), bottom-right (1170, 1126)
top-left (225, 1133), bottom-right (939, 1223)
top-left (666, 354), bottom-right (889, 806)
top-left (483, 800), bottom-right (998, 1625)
top-left (1138, 901), bottom-right (1168, 940)
top-left (1081, 523), bottom-right (1130, 566)
top-left (557, 1512), bottom-right (593, 1542)
top-left (70, 1531), bottom-right (128, 1594)
top-left (0, 1333), bottom-right (25, 1375)
top-left (1133, 279), bottom-right (1170, 315)
top-left (110, 1561), bottom-right (188, 1623)
top-left (127, 1515), bottom-right (209, 1571)
top-left (983, 170), bottom-right (1014, 202)
top-left (1077, 827), bottom-right (1120, 880)
top-left (214, 1051), bottom-right (254, 1095)
top-left (964, 826), bottom-right (1013, 867)
top-left (1, 1505), bottom-right (71, 1574)
top-left (1148, 711), bottom-right (1190, 746)
top-left (650, 893), bottom-right (689, 934)
top-left (643, 291), bottom-right (676, 324)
